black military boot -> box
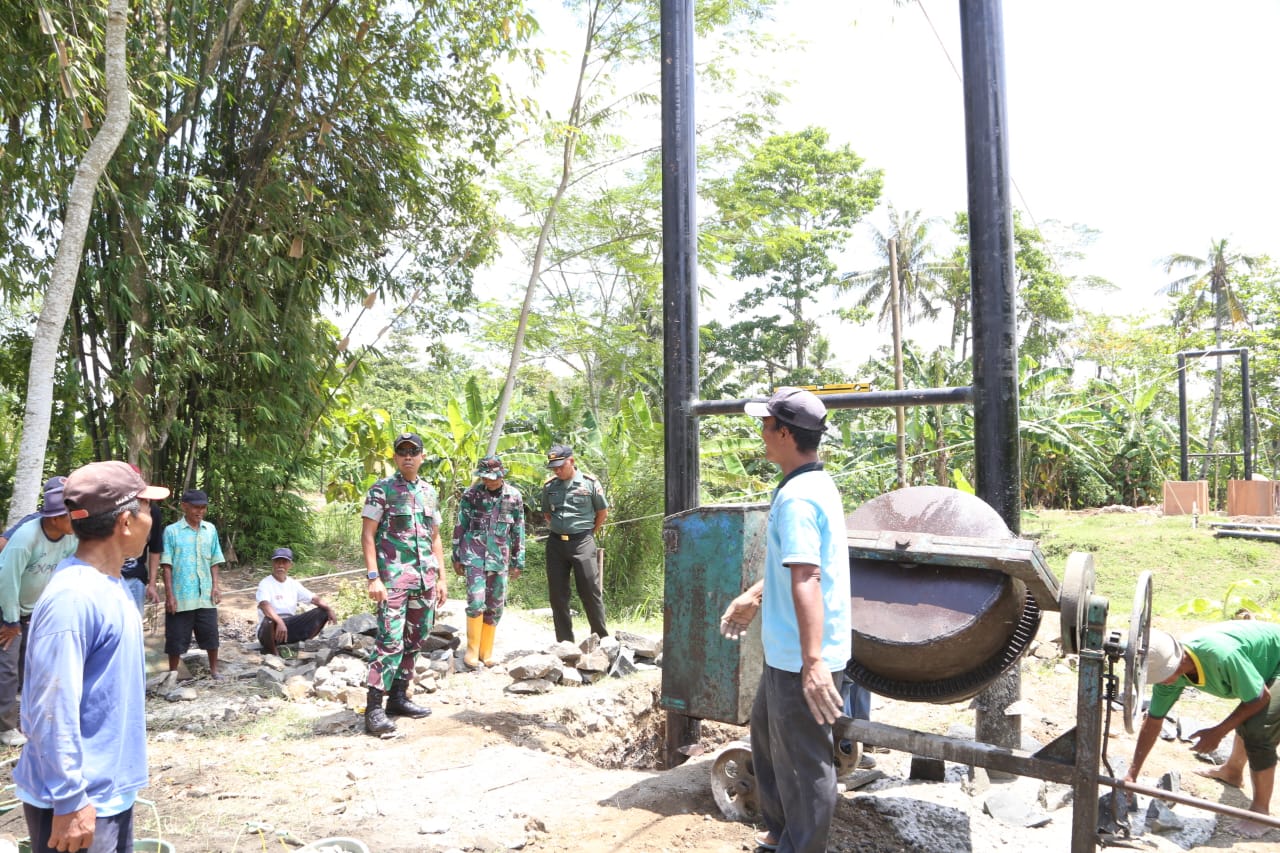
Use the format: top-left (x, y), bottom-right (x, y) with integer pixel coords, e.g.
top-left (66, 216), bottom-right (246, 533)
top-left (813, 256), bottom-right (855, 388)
top-left (364, 687), bottom-right (396, 735)
top-left (385, 679), bottom-right (431, 718)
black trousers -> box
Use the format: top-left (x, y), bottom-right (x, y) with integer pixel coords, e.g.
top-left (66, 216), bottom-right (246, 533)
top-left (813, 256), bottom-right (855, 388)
top-left (545, 534), bottom-right (608, 642)
top-left (257, 607), bottom-right (329, 652)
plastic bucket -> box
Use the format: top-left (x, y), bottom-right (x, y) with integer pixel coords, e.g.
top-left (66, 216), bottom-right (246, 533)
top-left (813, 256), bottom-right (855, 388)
top-left (133, 841), bottom-right (176, 853)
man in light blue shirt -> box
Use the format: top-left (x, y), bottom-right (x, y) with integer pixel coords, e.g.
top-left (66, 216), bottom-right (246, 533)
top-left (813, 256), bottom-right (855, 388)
top-left (14, 460), bottom-right (169, 853)
top-left (721, 387), bottom-right (850, 853)
top-left (160, 489), bottom-right (225, 678)
top-left (0, 476), bottom-right (76, 748)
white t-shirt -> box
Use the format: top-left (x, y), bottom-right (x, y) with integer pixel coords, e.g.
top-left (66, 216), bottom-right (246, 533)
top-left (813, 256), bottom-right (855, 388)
top-left (255, 575), bottom-right (315, 626)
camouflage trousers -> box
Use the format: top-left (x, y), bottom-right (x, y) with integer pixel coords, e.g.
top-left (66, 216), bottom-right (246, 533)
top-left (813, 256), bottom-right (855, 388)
top-left (365, 584), bottom-right (436, 691)
top-left (462, 565), bottom-right (509, 624)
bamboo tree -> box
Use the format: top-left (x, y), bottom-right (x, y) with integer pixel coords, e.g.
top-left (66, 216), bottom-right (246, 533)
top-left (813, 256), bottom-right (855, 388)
top-left (9, 0), bottom-right (130, 524)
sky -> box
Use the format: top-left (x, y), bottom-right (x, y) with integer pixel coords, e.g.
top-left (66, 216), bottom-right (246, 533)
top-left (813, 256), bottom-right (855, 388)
top-left (342, 1), bottom-right (1280, 376)
top-left (762, 0), bottom-right (1280, 365)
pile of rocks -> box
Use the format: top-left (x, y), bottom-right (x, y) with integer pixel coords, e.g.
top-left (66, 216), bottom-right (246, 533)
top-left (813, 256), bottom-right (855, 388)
top-left (147, 615), bottom-right (662, 708)
top-left (503, 630), bottom-right (662, 695)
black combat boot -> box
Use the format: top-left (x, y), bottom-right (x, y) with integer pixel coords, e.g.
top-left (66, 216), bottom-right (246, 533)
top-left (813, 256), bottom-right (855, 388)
top-left (364, 687), bottom-right (397, 735)
top-left (385, 679), bottom-right (431, 718)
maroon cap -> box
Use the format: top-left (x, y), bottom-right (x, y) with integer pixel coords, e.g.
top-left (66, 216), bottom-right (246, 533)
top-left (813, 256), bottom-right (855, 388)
top-left (64, 461), bottom-right (171, 520)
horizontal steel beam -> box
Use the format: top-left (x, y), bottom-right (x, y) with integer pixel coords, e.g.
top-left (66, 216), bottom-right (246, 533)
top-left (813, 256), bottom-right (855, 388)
top-left (693, 386), bottom-right (974, 418)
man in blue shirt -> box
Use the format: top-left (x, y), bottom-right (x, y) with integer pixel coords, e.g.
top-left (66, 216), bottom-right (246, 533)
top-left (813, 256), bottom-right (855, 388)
top-left (0, 476), bottom-right (76, 748)
top-left (720, 387), bottom-right (850, 853)
top-left (14, 460), bottom-right (169, 853)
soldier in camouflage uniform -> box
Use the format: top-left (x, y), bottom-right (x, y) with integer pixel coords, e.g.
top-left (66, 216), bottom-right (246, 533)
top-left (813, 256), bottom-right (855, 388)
top-left (540, 444), bottom-right (609, 643)
top-left (361, 432), bottom-right (447, 736)
top-left (452, 455), bottom-right (525, 668)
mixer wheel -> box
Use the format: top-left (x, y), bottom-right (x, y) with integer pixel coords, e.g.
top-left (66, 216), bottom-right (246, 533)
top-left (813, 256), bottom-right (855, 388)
top-left (1123, 570), bottom-right (1154, 734)
top-left (710, 743), bottom-right (761, 822)
top-left (1059, 552), bottom-right (1095, 655)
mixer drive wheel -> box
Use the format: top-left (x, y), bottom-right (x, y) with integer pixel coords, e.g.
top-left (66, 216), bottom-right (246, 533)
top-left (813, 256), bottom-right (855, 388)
top-left (1123, 570), bottom-right (1154, 734)
top-left (710, 743), bottom-right (761, 822)
top-left (1059, 552), bottom-right (1095, 655)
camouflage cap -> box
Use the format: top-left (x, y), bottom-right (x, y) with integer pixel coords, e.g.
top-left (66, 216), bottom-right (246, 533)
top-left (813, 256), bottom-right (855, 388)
top-left (474, 455), bottom-right (508, 480)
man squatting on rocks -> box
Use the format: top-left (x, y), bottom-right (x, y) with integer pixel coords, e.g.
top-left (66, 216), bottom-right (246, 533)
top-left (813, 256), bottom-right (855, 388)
top-left (720, 387), bottom-right (850, 853)
top-left (0, 476), bottom-right (76, 748)
top-left (160, 489), bottom-right (225, 679)
top-left (256, 546), bottom-right (336, 656)
top-left (453, 454), bottom-right (525, 669)
top-left (362, 432), bottom-right (447, 735)
top-left (1126, 620), bottom-right (1280, 839)
top-left (540, 444), bottom-right (608, 643)
top-left (14, 461), bottom-right (169, 853)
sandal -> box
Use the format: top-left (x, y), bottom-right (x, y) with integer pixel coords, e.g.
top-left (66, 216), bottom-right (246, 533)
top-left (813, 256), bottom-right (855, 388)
top-left (754, 831), bottom-right (779, 851)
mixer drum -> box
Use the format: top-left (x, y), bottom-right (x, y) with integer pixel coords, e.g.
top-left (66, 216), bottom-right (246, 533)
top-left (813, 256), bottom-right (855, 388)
top-left (846, 486), bottom-right (1041, 703)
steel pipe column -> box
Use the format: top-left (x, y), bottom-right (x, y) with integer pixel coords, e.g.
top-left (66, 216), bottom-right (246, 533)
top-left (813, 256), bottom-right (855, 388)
top-left (959, 0), bottom-right (1023, 752)
top-left (660, 0), bottom-right (701, 767)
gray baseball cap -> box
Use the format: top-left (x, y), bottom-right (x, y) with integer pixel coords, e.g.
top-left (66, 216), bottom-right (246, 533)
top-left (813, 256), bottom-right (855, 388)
top-left (744, 387), bottom-right (828, 431)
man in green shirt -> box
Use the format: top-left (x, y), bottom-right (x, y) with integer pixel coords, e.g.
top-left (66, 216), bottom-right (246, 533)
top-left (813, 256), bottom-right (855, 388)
top-left (1126, 621), bottom-right (1280, 838)
top-left (539, 445), bottom-right (608, 643)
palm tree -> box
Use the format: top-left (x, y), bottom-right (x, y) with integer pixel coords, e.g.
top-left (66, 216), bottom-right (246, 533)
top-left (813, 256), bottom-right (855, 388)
top-left (1162, 239), bottom-right (1259, 478)
top-left (839, 206), bottom-right (945, 329)
top-left (839, 207), bottom-right (945, 486)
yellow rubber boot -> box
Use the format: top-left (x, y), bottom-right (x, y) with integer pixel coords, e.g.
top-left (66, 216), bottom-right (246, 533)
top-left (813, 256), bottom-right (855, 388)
top-left (464, 615), bottom-right (483, 669)
top-left (480, 622), bottom-right (497, 666)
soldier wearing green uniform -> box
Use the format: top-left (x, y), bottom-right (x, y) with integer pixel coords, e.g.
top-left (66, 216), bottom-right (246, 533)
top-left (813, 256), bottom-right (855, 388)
top-left (452, 455), bottom-right (525, 668)
top-left (540, 445), bottom-right (608, 643)
top-left (361, 432), bottom-right (447, 736)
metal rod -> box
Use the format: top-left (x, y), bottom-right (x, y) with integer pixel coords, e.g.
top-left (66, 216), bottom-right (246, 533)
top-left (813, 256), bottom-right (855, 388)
top-left (959, 0), bottom-right (1023, 757)
top-left (1178, 352), bottom-right (1190, 482)
top-left (1103, 776), bottom-right (1280, 829)
top-left (1177, 348), bottom-right (1249, 358)
top-left (658, 0), bottom-right (701, 769)
top-left (845, 721), bottom-right (1075, 784)
top-left (1242, 349), bottom-right (1253, 479)
top-left (693, 386), bottom-right (973, 417)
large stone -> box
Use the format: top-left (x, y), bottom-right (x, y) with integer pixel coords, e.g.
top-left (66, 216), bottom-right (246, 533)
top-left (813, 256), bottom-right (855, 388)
top-left (507, 654), bottom-right (560, 681)
top-left (609, 648), bottom-right (637, 678)
top-left (506, 679), bottom-right (554, 695)
top-left (165, 687), bottom-right (198, 702)
top-left (314, 647), bottom-right (335, 667)
top-left (424, 633), bottom-right (460, 653)
top-left (614, 630), bottom-right (661, 659)
top-left (283, 676), bottom-right (312, 701)
top-left (576, 650), bottom-right (610, 674)
top-left (558, 666), bottom-right (583, 686)
top-left (548, 641), bottom-right (581, 665)
top-left (578, 635), bottom-right (600, 655)
top-left (1146, 799), bottom-right (1184, 833)
top-left (599, 635), bottom-right (621, 662)
top-left (314, 682), bottom-right (343, 702)
top-left (984, 784), bottom-right (1051, 828)
top-left (256, 667), bottom-right (286, 686)
top-left (341, 613), bottom-right (378, 636)
top-left (261, 654), bottom-right (286, 672)
top-left (180, 651), bottom-right (211, 678)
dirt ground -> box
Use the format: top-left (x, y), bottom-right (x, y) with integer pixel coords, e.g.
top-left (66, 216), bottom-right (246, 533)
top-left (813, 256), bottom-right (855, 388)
top-left (1, 565), bottom-right (1276, 852)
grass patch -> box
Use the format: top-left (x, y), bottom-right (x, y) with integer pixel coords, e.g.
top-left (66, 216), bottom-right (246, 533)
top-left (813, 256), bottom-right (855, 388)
top-left (1031, 510), bottom-right (1280, 633)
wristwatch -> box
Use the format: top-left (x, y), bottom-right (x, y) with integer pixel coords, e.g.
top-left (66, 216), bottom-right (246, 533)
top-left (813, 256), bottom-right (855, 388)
top-left (366, 570), bottom-right (380, 581)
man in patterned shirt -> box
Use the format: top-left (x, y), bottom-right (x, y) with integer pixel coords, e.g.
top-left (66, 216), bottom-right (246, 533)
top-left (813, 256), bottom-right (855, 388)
top-left (452, 455), bottom-right (525, 668)
top-left (160, 489), bottom-right (225, 679)
top-left (361, 432), bottom-right (447, 735)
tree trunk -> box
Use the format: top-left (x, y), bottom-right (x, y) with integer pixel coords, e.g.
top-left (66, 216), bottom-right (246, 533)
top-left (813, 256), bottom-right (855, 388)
top-left (487, 1), bottom-right (600, 455)
top-left (7, 0), bottom-right (131, 525)
top-left (889, 239), bottom-right (906, 488)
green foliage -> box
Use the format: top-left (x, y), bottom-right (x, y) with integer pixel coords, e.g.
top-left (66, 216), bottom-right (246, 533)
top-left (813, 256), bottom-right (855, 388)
top-left (329, 579), bottom-right (375, 623)
top-left (705, 126), bottom-right (883, 388)
top-left (1175, 578), bottom-right (1274, 621)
